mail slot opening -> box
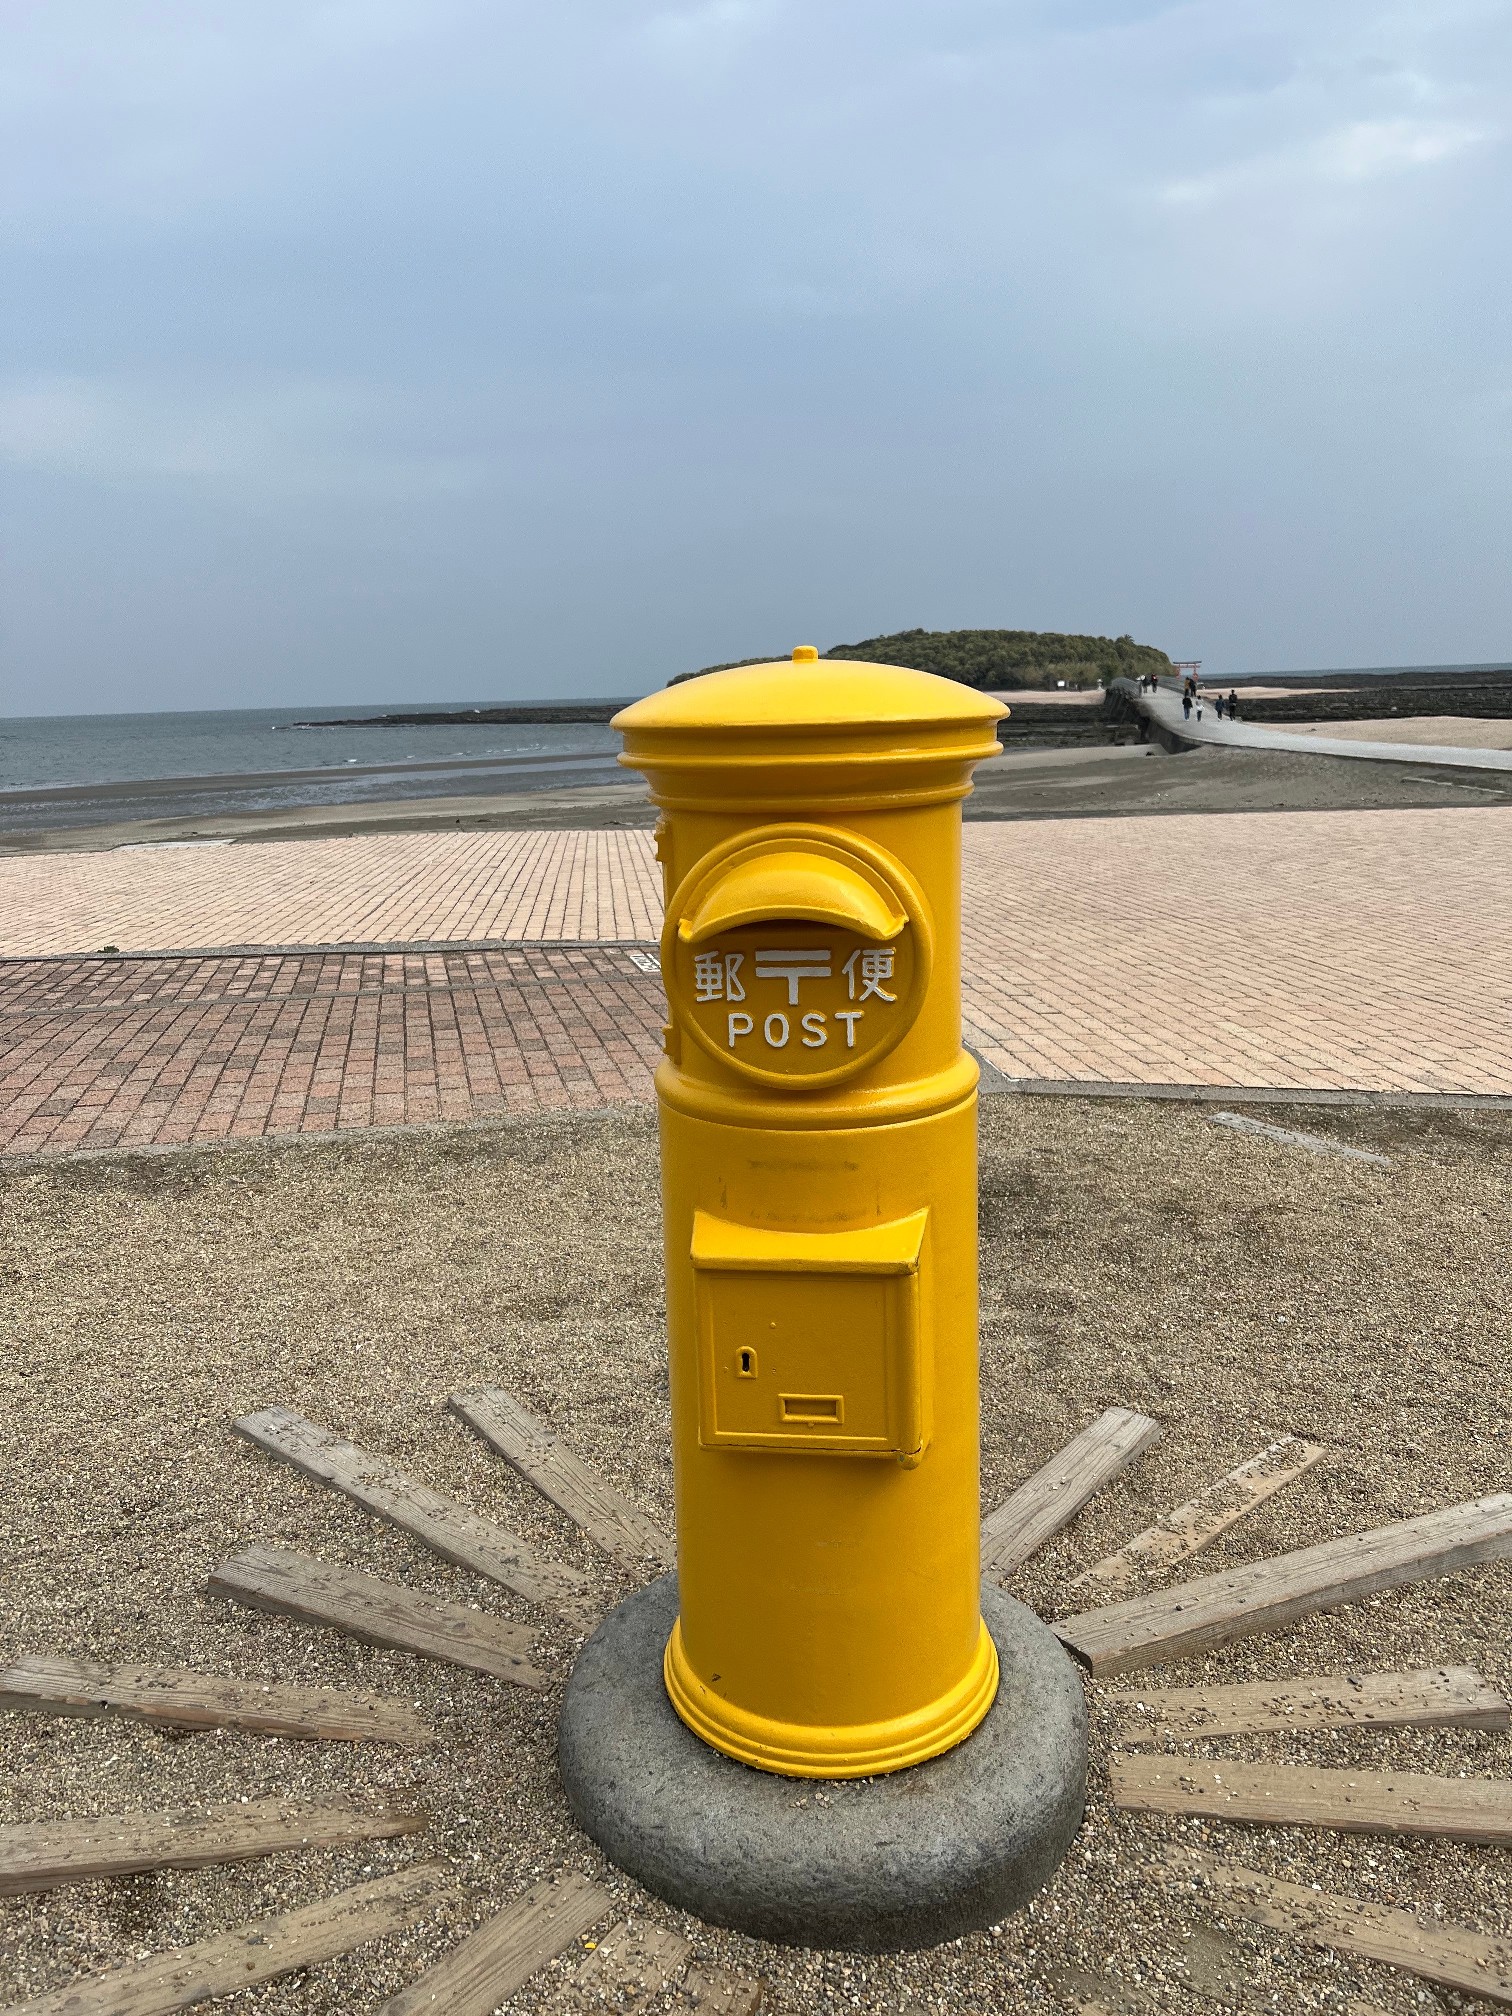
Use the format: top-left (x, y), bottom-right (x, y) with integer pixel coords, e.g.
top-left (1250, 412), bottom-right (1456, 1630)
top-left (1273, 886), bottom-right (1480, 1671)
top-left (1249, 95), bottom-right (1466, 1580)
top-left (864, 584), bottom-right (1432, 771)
top-left (781, 1393), bottom-right (843, 1424)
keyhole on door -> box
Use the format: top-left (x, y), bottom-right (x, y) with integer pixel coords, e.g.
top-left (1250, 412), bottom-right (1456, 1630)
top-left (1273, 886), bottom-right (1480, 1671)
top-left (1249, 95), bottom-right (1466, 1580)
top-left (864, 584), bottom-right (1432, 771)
top-left (737, 1348), bottom-right (757, 1379)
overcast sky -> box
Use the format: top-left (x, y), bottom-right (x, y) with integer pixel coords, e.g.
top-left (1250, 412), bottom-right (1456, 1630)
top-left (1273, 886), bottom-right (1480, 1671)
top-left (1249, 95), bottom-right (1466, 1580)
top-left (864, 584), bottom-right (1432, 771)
top-left (2, 1), bottom-right (1508, 712)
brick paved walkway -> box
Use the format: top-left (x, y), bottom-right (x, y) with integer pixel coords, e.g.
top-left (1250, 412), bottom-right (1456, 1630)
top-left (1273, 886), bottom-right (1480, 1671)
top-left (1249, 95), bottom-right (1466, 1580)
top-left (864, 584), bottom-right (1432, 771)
top-left (0, 829), bottom-right (662, 957)
top-left (0, 947), bottom-right (665, 1155)
top-left (4, 807), bottom-right (1510, 1156)
top-left (958, 809), bottom-right (1512, 1096)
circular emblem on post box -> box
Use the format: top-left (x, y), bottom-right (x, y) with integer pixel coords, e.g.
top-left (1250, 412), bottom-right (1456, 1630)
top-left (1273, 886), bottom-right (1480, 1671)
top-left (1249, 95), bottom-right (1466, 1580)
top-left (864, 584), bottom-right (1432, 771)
top-left (662, 824), bottom-right (934, 1089)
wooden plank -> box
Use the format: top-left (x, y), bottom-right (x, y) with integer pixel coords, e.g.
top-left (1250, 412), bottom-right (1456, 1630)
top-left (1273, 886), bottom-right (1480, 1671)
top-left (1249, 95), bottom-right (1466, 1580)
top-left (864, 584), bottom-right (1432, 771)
top-left (0, 1795), bottom-right (426, 1898)
top-left (207, 1545), bottom-right (547, 1688)
top-left (1114, 1755), bottom-right (1512, 1844)
top-left (1070, 1931), bottom-right (1244, 2009)
top-left (981, 1408), bottom-right (1162, 1579)
top-left (1209, 1112), bottom-right (1391, 1166)
top-left (1056, 1492), bottom-right (1512, 1675)
top-left (233, 1405), bottom-right (597, 1628)
top-left (1046, 1969), bottom-right (1154, 2015)
top-left (1111, 1666), bottom-right (1511, 1744)
top-left (1169, 1925), bottom-right (1247, 2004)
top-left (1159, 1846), bottom-right (1512, 2007)
top-left (0, 1653), bottom-right (429, 1746)
top-left (554, 1918), bottom-right (692, 2010)
top-left (1067, 1437), bottom-right (1326, 1599)
top-left (450, 1387), bottom-right (673, 1574)
top-left (379, 1871), bottom-right (612, 2016)
top-left (8, 1862), bottom-right (459, 2016)
top-left (678, 1964), bottom-right (764, 2013)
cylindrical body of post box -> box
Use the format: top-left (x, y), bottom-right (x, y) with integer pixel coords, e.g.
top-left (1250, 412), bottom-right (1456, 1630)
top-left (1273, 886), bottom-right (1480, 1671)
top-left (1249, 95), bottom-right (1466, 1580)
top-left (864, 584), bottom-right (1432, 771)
top-left (614, 651), bottom-right (1006, 1779)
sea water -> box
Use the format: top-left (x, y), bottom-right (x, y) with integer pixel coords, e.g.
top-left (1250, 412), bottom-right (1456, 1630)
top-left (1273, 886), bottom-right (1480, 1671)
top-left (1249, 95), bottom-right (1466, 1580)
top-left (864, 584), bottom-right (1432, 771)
top-left (0, 703), bottom-right (626, 831)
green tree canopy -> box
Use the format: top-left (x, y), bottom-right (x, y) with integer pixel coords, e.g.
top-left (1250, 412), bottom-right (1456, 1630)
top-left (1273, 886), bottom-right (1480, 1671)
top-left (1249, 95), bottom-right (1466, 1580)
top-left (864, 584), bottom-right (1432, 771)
top-left (675, 628), bottom-right (1171, 689)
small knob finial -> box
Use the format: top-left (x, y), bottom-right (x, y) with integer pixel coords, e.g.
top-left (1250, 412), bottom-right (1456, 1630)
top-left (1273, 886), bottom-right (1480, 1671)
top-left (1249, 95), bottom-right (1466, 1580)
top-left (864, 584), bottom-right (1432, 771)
top-left (791, 645), bottom-right (818, 662)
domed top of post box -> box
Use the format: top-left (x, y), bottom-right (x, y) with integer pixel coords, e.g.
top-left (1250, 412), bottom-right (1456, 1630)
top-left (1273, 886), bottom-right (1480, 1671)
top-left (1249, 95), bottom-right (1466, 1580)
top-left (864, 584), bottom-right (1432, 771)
top-left (614, 649), bottom-right (1007, 812)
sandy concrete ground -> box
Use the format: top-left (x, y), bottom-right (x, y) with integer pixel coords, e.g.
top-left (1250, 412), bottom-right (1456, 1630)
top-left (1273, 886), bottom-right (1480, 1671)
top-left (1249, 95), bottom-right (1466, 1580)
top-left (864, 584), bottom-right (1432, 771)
top-left (2, 1099), bottom-right (1509, 2013)
top-left (0, 782), bottom-right (658, 854)
top-left (987, 689), bottom-right (1106, 706)
top-left (990, 688), bottom-right (1341, 705)
top-left (1206, 687), bottom-right (1345, 701)
top-left (1285, 717), bottom-right (1512, 751)
top-left (963, 742), bottom-right (1512, 821)
top-left (12, 739), bottom-right (1512, 854)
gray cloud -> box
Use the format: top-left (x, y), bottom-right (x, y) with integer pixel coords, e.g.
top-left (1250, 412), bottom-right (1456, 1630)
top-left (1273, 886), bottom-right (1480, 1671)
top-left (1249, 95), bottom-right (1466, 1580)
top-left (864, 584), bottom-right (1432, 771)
top-left (2, 0), bottom-right (1508, 711)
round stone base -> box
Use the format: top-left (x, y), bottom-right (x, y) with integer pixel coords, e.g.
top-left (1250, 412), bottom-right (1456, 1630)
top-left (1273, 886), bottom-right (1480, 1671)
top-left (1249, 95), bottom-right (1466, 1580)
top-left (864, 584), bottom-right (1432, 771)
top-left (557, 1574), bottom-right (1087, 1953)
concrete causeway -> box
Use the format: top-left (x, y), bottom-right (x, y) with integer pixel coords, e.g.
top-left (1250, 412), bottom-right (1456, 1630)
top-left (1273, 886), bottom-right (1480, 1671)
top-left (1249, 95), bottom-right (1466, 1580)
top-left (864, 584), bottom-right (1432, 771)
top-left (1128, 679), bottom-right (1512, 773)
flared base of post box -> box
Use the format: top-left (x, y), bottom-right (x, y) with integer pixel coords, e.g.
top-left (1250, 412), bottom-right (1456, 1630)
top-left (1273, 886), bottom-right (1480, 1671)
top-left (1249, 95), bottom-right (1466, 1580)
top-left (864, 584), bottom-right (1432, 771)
top-left (661, 1609), bottom-right (1001, 1778)
top-left (558, 1573), bottom-right (1087, 1953)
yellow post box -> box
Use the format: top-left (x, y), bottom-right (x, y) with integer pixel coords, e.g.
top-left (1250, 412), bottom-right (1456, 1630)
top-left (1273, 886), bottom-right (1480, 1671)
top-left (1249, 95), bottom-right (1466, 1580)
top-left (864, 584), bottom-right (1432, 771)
top-left (613, 647), bottom-right (1007, 1778)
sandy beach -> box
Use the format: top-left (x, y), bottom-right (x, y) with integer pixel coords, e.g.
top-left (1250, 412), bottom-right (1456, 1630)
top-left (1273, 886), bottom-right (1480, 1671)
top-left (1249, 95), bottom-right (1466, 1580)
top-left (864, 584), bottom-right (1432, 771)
top-left (3, 1098), bottom-right (1508, 2012)
top-left (1284, 715), bottom-right (1512, 750)
top-left (8, 736), bottom-right (1512, 855)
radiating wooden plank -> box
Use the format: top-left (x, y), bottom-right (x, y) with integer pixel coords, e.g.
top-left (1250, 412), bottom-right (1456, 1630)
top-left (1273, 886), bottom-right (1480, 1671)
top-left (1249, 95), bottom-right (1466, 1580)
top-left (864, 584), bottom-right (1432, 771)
top-left (1111, 1666), bottom-right (1511, 1744)
top-left (233, 1405), bottom-right (596, 1628)
top-left (379, 1872), bottom-right (612, 2016)
top-left (0, 1653), bottom-right (429, 1746)
top-left (450, 1388), bottom-right (673, 1574)
top-left (1067, 1437), bottom-right (1326, 1598)
top-left (1056, 1493), bottom-right (1512, 1675)
top-left (981, 1408), bottom-right (1162, 1579)
top-left (207, 1545), bottom-right (547, 1688)
top-left (553, 1919), bottom-right (692, 2010)
top-left (1209, 1112), bottom-right (1391, 1166)
top-left (0, 1795), bottom-right (426, 1898)
top-left (1167, 1925), bottom-right (1247, 2004)
top-left (1159, 1847), bottom-right (1512, 2007)
top-left (1047, 1969), bottom-right (1154, 2016)
top-left (678, 1965), bottom-right (764, 2013)
top-left (1115, 1755), bottom-right (1512, 1843)
top-left (8, 1863), bottom-right (459, 2016)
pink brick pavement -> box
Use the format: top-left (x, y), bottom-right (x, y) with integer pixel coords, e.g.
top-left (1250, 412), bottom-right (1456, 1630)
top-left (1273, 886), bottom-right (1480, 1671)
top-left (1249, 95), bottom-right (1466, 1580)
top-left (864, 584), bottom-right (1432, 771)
top-left (958, 808), bottom-right (1512, 1096)
top-left (0, 828), bottom-right (662, 957)
top-left (0, 947), bottom-right (665, 1157)
top-left (3, 806), bottom-right (1510, 1156)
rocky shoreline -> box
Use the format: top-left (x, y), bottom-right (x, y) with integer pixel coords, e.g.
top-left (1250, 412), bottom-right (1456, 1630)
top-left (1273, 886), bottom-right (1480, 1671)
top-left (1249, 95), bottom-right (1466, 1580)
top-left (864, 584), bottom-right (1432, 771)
top-left (286, 701), bottom-right (629, 728)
